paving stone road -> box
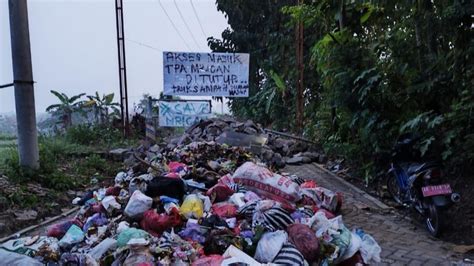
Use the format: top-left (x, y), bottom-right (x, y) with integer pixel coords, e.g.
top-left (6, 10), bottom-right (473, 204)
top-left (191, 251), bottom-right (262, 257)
top-left (284, 163), bottom-right (469, 265)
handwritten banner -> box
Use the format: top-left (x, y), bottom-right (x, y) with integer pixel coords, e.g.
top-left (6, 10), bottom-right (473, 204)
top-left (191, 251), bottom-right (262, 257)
top-left (163, 51), bottom-right (249, 97)
top-left (158, 100), bottom-right (212, 127)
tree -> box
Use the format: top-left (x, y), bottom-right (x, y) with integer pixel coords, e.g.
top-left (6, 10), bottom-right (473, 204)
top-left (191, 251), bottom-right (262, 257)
top-left (211, 0), bottom-right (473, 177)
top-left (84, 92), bottom-right (120, 124)
top-left (46, 90), bottom-right (85, 129)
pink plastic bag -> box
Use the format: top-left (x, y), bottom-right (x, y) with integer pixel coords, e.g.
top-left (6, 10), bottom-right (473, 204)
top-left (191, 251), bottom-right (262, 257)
top-left (191, 255), bottom-right (223, 266)
top-left (300, 180), bottom-right (317, 188)
top-left (211, 202), bottom-right (238, 218)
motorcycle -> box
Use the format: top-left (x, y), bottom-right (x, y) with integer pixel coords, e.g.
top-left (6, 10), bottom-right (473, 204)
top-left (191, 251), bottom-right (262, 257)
top-left (386, 134), bottom-right (461, 236)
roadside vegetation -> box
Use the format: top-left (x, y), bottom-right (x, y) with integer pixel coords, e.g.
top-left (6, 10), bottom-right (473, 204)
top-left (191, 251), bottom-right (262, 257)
top-left (0, 91), bottom-right (140, 213)
top-left (210, 1), bottom-right (473, 182)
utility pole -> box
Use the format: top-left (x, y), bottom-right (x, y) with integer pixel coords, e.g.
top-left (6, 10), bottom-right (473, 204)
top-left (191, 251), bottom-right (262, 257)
top-left (9, 0), bottom-right (39, 169)
top-left (115, 0), bottom-right (130, 136)
top-left (295, 0), bottom-right (304, 134)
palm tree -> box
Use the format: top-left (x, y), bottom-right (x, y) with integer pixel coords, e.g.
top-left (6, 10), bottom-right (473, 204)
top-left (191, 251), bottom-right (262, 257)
top-left (84, 92), bottom-right (120, 124)
top-left (46, 90), bottom-right (85, 129)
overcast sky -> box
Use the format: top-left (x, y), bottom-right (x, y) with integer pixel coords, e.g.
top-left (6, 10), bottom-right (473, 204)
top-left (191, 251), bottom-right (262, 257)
top-left (0, 0), bottom-right (229, 114)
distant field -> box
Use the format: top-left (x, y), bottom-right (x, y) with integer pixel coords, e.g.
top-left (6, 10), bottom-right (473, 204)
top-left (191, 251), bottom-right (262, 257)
top-left (0, 135), bottom-right (17, 162)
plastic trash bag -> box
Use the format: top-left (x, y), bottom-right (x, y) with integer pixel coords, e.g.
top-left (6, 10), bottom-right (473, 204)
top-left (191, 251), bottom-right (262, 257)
top-left (229, 192), bottom-right (246, 208)
top-left (273, 243), bottom-right (306, 266)
top-left (83, 213), bottom-right (108, 232)
top-left (59, 253), bottom-right (98, 266)
top-left (232, 162), bottom-right (301, 204)
top-left (145, 176), bottom-right (186, 200)
top-left (211, 202), bottom-right (238, 218)
top-left (339, 231), bottom-right (362, 262)
top-left (197, 194), bottom-right (212, 212)
top-left (140, 208), bottom-right (182, 237)
top-left (357, 230), bottom-right (381, 264)
top-left (179, 223), bottom-right (207, 243)
top-left (116, 228), bottom-right (149, 248)
top-left (123, 240), bottom-right (155, 265)
top-left (300, 187), bottom-right (342, 213)
top-left (47, 218), bottom-right (83, 239)
top-left (58, 224), bottom-right (84, 249)
top-left (252, 200), bottom-right (294, 231)
top-left (88, 237), bottom-right (117, 260)
top-left (124, 190), bottom-right (152, 219)
top-left (180, 194), bottom-right (204, 219)
top-left (307, 212), bottom-right (352, 262)
top-left (222, 245), bottom-right (262, 266)
top-left (168, 161), bottom-right (188, 176)
top-left (287, 223), bottom-right (320, 263)
top-left (254, 230), bottom-right (287, 263)
top-left (101, 196), bottom-right (121, 213)
top-left (191, 255), bottom-right (224, 266)
top-left (0, 249), bottom-right (43, 265)
top-left (105, 186), bottom-right (122, 196)
top-left (206, 183), bottom-right (234, 202)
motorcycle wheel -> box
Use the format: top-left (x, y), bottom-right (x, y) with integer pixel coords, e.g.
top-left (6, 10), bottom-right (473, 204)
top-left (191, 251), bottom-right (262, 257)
top-left (386, 172), bottom-right (403, 205)
top-left (426, 202), bottom-right (442, 237)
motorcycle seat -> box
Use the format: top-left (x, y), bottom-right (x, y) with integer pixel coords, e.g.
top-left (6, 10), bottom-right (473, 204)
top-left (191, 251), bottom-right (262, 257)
top-left (406, 161), bottom-right (440, 176)
top-left (406, 163), bottom-right (424, 176)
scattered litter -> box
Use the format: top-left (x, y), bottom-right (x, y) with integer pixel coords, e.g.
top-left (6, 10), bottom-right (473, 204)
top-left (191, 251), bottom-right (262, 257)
top-left (0, 118), bottom-right (381, 265)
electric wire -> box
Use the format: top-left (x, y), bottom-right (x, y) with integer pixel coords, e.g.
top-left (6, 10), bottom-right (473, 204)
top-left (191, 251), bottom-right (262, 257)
top-left (190, 0), bottom-right (208, 39)
top-left (157, 0), bottom-right (192, 51)
top-left (173, 0), bottom-right (203, 50)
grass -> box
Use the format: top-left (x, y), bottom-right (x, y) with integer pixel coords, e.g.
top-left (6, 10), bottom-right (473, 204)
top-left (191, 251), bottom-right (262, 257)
top-left (0, 124), bottom-right (137, 209)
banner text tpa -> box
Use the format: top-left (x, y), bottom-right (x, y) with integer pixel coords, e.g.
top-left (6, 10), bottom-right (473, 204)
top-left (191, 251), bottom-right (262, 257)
top-left (163, 52), bottom-right (249, 97)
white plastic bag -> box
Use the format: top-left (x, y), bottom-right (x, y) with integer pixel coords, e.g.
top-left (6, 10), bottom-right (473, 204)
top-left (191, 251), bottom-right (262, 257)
top-left (340, 231), bottom-right (362, 261)
top-left (124, 190), bottom-right (152, 218)
top-left (88, 238), bottom-right (117, 260)
top-left (254, 230), bottom-right (288, 263)
top-left (222, 245), bottom-right (263, 266)
top-left (229, 193), bottom-right (246, 208)
top-left (360, 233), bottom-right (381, 264)
top-left (101, 196), bottom-right (121, 212)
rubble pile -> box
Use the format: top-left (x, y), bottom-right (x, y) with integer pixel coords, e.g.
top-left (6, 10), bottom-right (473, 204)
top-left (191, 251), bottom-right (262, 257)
top-left (0, 120), bottom-right (381, 265)
top-left (166, 117), bottom-right (326, 168)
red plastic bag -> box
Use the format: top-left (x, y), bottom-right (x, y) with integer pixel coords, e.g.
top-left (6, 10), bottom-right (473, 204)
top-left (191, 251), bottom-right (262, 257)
top-left (300, 180), bottom-right (317, 188)
top-left (168, 161), bottom-right (187, 174)
top-left (47, 218), bottom-right (83, 239)
top-left (105, 186), bottom-right (121, 196)
top-left (287, 223), bottom-right (320, 263)
top-left (211, 202), bottom-right (237, 218)
top-left (140, 208), bottom-right (182, 237)
top-left (206, 184), bottom-right (234, 202)
top-left (191, 255), bottom-right (223, 266)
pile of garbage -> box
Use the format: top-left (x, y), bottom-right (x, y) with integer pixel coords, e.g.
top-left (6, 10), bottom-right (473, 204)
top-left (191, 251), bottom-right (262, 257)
top-left (0, 137), bottom-right (381, 265)
top-left (166, 117), bottom-right (326, 168)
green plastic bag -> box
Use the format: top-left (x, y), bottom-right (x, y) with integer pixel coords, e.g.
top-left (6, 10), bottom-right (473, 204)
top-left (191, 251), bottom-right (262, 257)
top-left (116, 228), bottom-right (150, 248)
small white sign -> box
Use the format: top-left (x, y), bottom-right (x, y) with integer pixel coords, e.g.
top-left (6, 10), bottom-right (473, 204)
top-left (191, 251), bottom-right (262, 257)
top-left (158, 100), bottom-right (212, 127)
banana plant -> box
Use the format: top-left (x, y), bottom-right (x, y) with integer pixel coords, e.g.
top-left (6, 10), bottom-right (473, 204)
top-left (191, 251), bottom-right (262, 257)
top-left (46, 90), bottom-right (86, 129)
top-left (84, 92), bottom-right (120, 124)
